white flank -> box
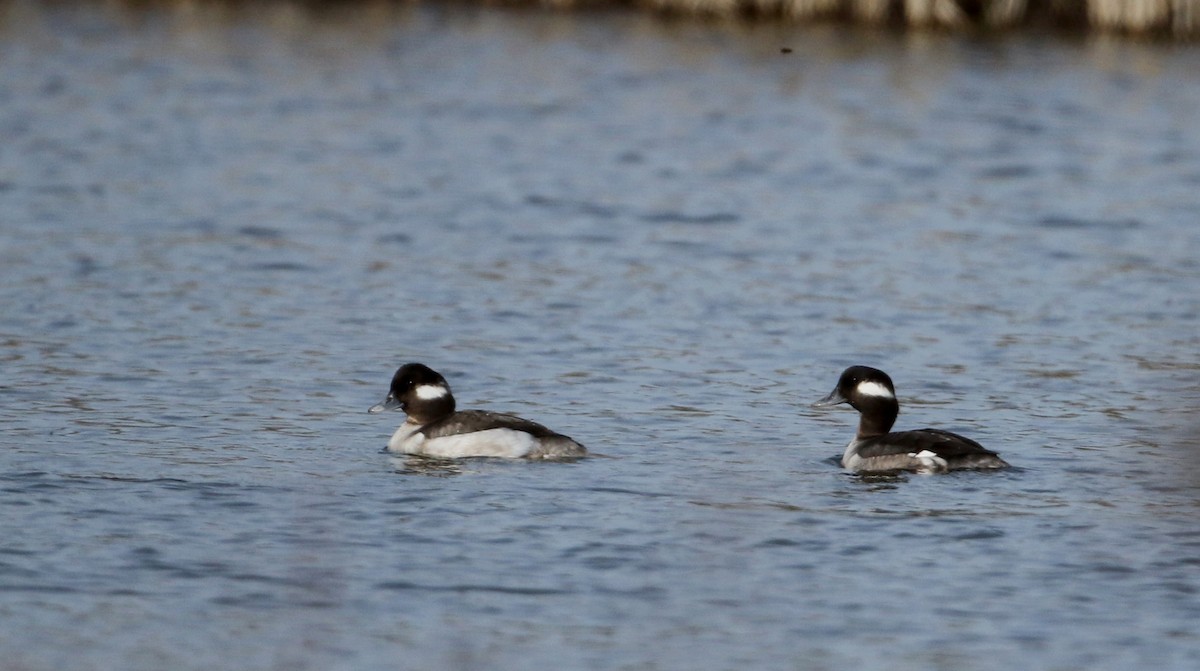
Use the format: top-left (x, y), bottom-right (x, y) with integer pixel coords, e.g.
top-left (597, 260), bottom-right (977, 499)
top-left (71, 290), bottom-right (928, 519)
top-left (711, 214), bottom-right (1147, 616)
top-left (856, 380), bottom-right (894, 399)
top-left (910, 450), bottom-right (948, 472)
top-left (414, 384), bottom-right (449, 400)
top-left (391, 428), bottom-right (536, 459)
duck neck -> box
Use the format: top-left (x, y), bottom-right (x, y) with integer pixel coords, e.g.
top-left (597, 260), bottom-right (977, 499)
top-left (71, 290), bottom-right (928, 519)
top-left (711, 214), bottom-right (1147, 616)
top-left (406, 396), bottom-right (455, 425)
top-left (855, 399), bottom-right (898, 439)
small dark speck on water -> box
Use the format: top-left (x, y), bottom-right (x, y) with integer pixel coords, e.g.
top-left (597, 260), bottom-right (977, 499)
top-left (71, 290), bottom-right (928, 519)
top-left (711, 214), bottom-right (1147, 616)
top-left (237, 226), bottom-right (284, 239)
top-left (376, 232), bottom-right (413, 244)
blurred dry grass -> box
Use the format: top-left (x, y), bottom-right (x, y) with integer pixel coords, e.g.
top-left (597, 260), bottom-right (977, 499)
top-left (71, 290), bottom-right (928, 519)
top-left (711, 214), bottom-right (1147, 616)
top-left (68, 0), bottom-right (1200, 35)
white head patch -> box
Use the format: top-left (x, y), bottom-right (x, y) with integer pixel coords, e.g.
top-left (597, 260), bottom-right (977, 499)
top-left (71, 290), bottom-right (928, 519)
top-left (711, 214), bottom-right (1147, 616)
top-left (414, 384), bottom-right (449, 400)
top-left (856, 380), bottom-right (894, 399)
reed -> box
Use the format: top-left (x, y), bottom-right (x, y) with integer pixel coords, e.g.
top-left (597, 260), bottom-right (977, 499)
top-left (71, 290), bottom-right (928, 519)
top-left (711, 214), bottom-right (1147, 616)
top-left (95, 0), bottom-right (1200, 36)
top-left (640, 0), bottom-right (1197, 35)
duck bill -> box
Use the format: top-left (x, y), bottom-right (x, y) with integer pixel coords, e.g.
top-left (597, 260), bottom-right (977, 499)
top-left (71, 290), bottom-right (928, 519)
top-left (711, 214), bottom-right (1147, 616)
top-left (368, 395), bottom-right (402, 414)
top-left (813, 388), bottom-right (848, 407)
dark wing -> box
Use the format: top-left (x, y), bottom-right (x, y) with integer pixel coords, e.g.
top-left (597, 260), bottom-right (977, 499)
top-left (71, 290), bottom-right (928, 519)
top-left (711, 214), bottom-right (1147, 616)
top-left (419, 410), bottom-right (564, 439)
top-left (855, 429), bottom-right (997, 460)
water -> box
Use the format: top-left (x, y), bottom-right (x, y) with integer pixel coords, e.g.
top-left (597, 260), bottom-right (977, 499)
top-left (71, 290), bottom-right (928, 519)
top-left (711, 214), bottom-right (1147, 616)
top-left (2, 2), bottom-right (1200, 669)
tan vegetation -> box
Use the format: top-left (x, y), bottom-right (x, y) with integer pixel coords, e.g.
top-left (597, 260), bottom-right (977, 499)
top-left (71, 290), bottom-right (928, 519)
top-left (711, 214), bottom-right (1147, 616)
top-left (639, 0), bottom-right (1197, 35)
top-left (92, 0), bottom-right (1200, 36)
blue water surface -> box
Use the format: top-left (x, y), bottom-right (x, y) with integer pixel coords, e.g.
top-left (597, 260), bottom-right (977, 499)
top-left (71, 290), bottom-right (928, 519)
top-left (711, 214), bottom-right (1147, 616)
top-left (2, 3), bottom-right (1199, 669)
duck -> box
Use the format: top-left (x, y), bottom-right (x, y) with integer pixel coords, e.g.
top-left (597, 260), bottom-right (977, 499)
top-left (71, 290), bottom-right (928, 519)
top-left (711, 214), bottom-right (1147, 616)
top-left (815, 365), bottom-right (1009, 474)
top-left (368, 363), bottom-right (586, 459)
